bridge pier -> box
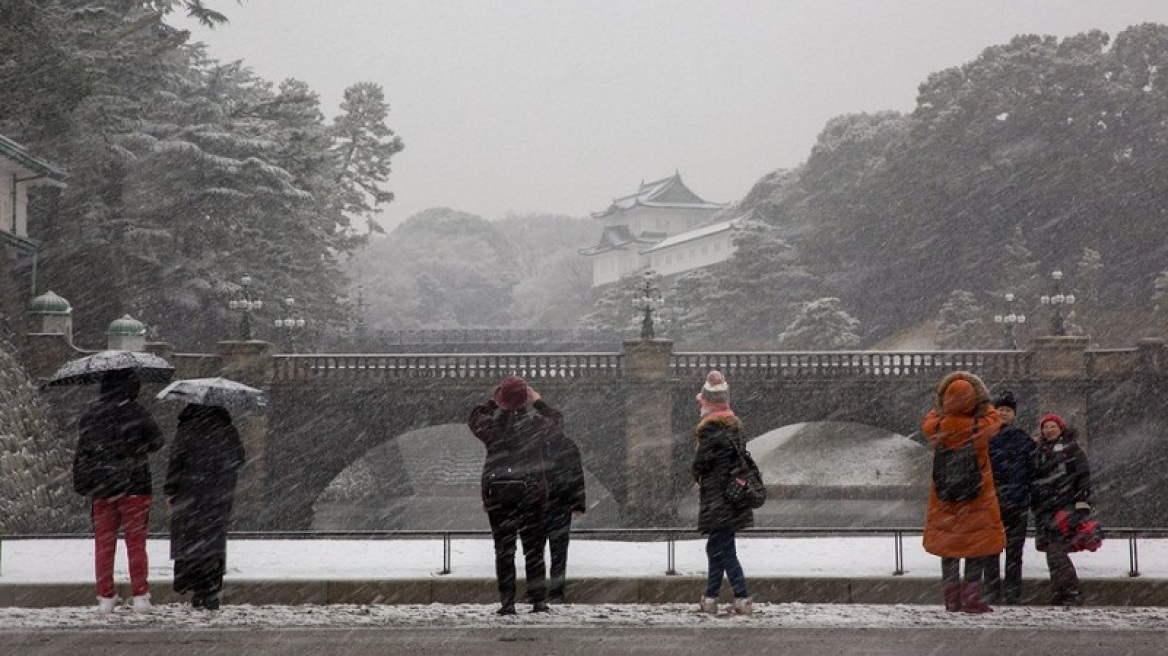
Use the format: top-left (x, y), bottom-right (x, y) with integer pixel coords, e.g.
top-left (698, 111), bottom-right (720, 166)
top-left (621, 339), bottom-right (678, 526)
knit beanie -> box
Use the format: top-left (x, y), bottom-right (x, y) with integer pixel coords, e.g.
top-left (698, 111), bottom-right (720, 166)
top-left (1039, 413), bottom-right (1067, 433)
top-left (494, 375), bottom-right (530, 411)
top-left (696, 370), bottom-right (731, 416)
top-left (991, 390), bottom-right (1017, 411)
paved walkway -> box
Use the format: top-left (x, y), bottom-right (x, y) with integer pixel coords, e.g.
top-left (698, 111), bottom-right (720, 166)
top-left (4, 574), bottom-right (1168, 608)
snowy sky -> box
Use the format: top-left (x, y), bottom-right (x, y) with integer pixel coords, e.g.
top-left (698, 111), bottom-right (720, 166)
top-left (1, 536), bottom-right (1166, 628)
top-left (171, 1), bottom-right (1168, 229)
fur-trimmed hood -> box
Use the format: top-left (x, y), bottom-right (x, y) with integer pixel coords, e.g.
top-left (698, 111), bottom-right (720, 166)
top-left (931, 370), bottom-right (993, 418)
top-left (696, 413), bottom-right (742, 436)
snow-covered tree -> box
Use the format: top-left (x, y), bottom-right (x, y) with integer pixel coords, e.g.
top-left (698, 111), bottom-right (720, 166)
top-left (936, 290), bottom-right (995, 349)
top-left (778, 297), bottom-right (861, 350)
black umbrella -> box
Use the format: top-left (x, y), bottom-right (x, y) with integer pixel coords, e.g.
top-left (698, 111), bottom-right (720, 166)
top-left (42, 350), bottom-right (176, 387)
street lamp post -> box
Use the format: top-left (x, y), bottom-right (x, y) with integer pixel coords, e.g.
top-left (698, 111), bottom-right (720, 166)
top-left (227, 273), bottom-right (263, 340)
top-left (992, 292), bottom-right (1026, 349)
top-left (274, 296), bottom-right (306, 352)
top-left (632, 270), bottom-right (665, 340)
top-left (1039, 270), bottom-right (1076, 336)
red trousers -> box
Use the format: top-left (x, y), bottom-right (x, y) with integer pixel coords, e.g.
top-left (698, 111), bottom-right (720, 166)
top-left (91, 495), bottom-right (152, 598)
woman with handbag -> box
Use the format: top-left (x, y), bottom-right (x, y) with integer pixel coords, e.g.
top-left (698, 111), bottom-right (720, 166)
top-left (692, 371), bottom-right (753, 616)
top-left (1030, 413), bottom-right (1094, 606)
top-left (921, 371), bottom-right (1004, 614)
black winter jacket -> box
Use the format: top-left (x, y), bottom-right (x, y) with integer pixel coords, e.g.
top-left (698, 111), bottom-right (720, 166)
top-left (73, 382), bottom-right (163, 498)
top-left (989, 424), bottom-right (1034, 510)
top-left (692, 415), bottom-right (753, 534)
top-left (166, 405), bottom-right (246, 561)
top-left (545, 432), bottom-right (586, 515)
top-left (1030, 431), bottom-right (1092, 516)
top-left (468, 399), bottom-right (563, 512)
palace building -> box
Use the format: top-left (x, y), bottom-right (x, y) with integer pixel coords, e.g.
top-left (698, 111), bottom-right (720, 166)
top-left (579, 173), bottom-right (742, 287)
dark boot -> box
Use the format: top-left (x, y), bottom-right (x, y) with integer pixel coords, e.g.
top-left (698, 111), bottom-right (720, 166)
top-left (495, 604), bottom-right (517, 616)
top-left (1002, 581), bottom-right (1022, 605)
top-left (943, 582), bottom-right (962, 612)
top-left (961, 582), bottom-right (993, 614)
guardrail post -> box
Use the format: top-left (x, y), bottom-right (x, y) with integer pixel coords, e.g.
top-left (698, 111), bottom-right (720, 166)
top-left (666, 532), bottom-right (677, 575)
top-left (441, 532), bottom-right (451, 575)
top-left (1128, 533), bottom-right (1140, 578)
top-left (893, 530), bottom-right (905, 575)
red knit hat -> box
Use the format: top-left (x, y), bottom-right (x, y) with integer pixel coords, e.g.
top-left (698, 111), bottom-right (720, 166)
top-left (1040, 413), bottom-right (1067, 433)
top-left (494, 375), bottom-right (530, 411)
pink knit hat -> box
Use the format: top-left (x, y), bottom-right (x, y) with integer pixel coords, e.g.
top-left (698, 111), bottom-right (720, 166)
top-left (696, 370), bottom-right (731, 416)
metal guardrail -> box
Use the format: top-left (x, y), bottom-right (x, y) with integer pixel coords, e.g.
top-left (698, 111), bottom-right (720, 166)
top-left (3, 527), bottom-right (1165, 578)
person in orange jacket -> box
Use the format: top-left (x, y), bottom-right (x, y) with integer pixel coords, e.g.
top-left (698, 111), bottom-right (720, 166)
top-left (921, 371), bottom-right (1005, 613)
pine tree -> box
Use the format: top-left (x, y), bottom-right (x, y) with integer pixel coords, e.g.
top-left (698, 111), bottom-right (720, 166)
top-left (936, 290), bottom-right (995, 349)
top-left (778, 298), bottom-right (861, 350)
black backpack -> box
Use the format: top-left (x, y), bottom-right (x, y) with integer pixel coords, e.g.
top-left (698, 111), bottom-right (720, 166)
top-left (931, 418), bottom-right (982, 503)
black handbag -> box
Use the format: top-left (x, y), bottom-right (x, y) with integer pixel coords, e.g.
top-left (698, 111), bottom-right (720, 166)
top-left (724, 440), bottom-right (767, 510)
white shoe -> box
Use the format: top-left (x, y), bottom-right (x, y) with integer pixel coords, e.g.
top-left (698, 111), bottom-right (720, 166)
top-left (132, 594), bottom-right (152, 613)
top-left (699, 597), bottom-right (719, 614)
top-left (732, 596), bottom-right (754, 616)
top-left (96, 596), bottom-right (117, 615)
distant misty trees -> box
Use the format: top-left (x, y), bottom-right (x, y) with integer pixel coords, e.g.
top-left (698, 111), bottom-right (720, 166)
top-left (348, 209), bottom-right (598, 331)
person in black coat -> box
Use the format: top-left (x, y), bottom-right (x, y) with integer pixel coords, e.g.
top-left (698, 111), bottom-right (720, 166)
top-left (691, 371), bottom-right (753, 616)
top-left (543, 431), bottom-right (586, 603)
top-left (72, 370), bottom-right (163, 614)
top-left (1030, 412), bottom-right (1093, 606)
top-left (468, 374), bottom-right (563, 615)
top-left (983, 390), bottom-right (1034, 604)
top-left (165, 404), bottom-right (246, 611)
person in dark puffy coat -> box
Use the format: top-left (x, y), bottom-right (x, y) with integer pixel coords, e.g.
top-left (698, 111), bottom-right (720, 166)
top-left (543, 431), bottom-right (586, 603)
top-left (982, 390), bottom-right (1034, 604)
top-left (691, 371), bottom-right (753, 616)
top-left (72, 370), bottom-right (163, 614)
top-left (165, 404), bottom-right (246, 611)
top-left (1030, 412), bottom-right (1093, 606)
top-left (468, 374), bottom-right (563, 615)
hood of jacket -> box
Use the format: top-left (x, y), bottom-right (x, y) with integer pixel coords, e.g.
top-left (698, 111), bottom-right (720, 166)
top-left (932, 370), bottom-right (992, 418)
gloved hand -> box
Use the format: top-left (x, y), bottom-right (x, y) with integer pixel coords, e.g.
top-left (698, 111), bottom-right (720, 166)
top-left (1072, 502), bottom-right (1091, 527)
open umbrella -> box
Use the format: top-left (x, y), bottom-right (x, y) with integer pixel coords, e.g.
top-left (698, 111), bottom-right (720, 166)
top-left (43, 350), bottom-right (175, 387)
top-left (155, 377), bottom-right (268, 409)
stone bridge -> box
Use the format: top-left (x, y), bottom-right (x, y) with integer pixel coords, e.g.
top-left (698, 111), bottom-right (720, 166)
top-left (27, 325), bottom-right (1168, 529)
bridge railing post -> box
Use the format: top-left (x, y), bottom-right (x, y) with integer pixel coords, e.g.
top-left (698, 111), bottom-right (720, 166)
top-left (1031, 335), bottom-right (1090, 445)
top-left (216, 340), bottom-right (275, 529)
top-left (621, 338), bottom-right (675, 527)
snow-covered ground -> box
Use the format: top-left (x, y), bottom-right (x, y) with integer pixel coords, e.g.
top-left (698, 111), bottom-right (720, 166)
top-left (2, 535), bottom-right (1167, 630)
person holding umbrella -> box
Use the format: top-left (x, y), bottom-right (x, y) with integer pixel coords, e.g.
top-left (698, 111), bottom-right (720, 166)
top-left (164, 403), bottom-right (246, 611)
top-left (155, 377), bottom-right (263, 611)
top-left (71, 370), bottom-right (164, 614)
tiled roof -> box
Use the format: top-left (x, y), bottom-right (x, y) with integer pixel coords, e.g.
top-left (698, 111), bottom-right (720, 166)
top-left (640, 219), bottom-right (739, 253)
top-left (591, 172), bottom-right (725, 219)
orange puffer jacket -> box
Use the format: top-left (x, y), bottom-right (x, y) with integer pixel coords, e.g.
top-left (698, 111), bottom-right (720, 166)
top-left (921, 371), bottom-right (1006, 559)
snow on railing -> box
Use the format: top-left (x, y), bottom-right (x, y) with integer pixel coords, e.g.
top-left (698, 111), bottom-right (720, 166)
top-left (271, 352), bottom-right (624, 381)
top-left (673, 350), bottom-right (1034, 379)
